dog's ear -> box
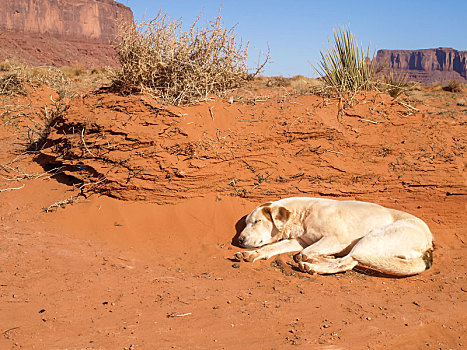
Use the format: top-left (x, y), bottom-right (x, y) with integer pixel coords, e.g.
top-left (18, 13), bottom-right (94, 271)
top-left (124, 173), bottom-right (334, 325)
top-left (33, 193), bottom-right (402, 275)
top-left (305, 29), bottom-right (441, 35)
top-left (262, 206), bottom-right (291, 231)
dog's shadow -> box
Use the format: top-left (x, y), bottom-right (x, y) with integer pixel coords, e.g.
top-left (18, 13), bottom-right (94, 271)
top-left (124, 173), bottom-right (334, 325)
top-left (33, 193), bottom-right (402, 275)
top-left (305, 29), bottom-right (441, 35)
top-left (226, 215), bottom-right (247, 262)
top-left (231, 214), bottom-right (247, 248)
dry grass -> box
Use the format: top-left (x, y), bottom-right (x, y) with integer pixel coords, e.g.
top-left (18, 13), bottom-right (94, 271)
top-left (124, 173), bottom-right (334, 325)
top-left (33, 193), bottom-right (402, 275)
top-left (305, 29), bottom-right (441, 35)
top-left (289, 75), bottom-right (324, 94)
top-left (378, 71), bottom-right (410, 97)
top-left (112, 10), bottom-right (268, 105)
top-left (61, 64), bottom-right (87, 78)
top-left (443, 80), bottom-right (464, 93)
top-left (0, 60), bottom-right (113, 99)
top-left (263, 75), bottom-right (323, 94)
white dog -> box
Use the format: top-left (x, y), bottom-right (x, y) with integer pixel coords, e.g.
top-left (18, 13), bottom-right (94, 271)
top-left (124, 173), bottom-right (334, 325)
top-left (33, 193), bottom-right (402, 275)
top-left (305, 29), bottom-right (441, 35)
top-left (234, 197), bottom-right (433, 276)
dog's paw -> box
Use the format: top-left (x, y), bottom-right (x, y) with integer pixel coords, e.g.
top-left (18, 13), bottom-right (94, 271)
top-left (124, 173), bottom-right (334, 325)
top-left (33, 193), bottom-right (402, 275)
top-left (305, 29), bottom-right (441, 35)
top-left (293, 252), bottom-right (306, 263)
top-left (294, 253), bottom-right (334, 263)
top-left (234, 250), bottom-right (260, 262)
top-left (297, 261), bottom-right (316, 274)
top-left (293, 252), bottom-right (316, 263)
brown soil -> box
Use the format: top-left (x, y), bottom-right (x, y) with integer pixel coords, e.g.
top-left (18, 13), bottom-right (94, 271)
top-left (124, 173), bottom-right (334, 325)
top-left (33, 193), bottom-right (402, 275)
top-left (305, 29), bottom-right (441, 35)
top-left (0, 82), bottom-right (466, 349)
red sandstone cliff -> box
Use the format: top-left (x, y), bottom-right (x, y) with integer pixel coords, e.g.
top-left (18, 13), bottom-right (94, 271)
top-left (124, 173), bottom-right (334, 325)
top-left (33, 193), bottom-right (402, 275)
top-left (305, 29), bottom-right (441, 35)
top-left (0, 0), bottom-right (133, 67)
top-left (376, 48), bottom-right (467, 84)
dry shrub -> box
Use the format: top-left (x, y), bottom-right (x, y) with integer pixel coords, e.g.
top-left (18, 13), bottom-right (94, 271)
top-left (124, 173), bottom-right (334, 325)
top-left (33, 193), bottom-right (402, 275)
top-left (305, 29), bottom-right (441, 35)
top-left (0, 71), bottom-right (27, 95)
top-left (0, 59), bottom-right (24, 72)
top-left (30, 67), bottom-right (70, 90)
top-left (443, 80), bottom-right (464, 93)
top-left (90, 68), bottom-right (106, 75)
top-left (431, 81), bottom-right (443, 91)
top-left (266, 76), bottom-right (291, 87)
top-left (0, 60), bottom-right (71, 97)
top-left (289, 75), bottom-right (323, 94)
top-left (112, 10), bottom-right (268, 105)
top-left (26, 102), bottom-right (67, 152)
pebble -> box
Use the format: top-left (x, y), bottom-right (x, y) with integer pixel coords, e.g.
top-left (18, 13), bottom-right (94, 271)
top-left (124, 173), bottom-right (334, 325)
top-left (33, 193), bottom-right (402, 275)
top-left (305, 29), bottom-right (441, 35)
top-left (232, 263), bottom-right (240, 268)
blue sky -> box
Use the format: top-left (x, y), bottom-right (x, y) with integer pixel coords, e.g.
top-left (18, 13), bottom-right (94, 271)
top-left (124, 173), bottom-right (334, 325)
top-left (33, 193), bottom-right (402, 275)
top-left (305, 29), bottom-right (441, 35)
top-left (122, 0), bottom-right (466, 77)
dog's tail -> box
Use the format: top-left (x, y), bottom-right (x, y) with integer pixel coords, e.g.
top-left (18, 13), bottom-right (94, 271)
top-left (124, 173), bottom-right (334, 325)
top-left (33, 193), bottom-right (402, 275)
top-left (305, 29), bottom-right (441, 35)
top-left (353, 249), bottom-right (433, 276)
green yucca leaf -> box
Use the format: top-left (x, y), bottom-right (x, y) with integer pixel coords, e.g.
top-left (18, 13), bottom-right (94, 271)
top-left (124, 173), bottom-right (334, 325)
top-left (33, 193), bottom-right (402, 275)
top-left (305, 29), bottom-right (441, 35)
top-left (312, 26), bottom-right (375, 93)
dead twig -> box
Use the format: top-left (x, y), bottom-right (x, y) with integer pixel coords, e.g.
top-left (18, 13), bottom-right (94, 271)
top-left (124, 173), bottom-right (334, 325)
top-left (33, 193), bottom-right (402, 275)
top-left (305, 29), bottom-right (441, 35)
top-left (359, 118), bottom-right (378, 124)
top-left (209, 106), bottom-right (214, 121)
top-left (0, 184), bottom-right (25, 193)
top-left (81, 128), bottom-right (96, 157)
top-left (345, 112), bottom-right (378, 124)
top-left (396, 98), bottom-right (419, 112)
top-left (167, 312), bottom-right (192, 318)
top-left (43, 195), bottom-right (80, 212)
top-left (325, 149), bottom-right (343, 155)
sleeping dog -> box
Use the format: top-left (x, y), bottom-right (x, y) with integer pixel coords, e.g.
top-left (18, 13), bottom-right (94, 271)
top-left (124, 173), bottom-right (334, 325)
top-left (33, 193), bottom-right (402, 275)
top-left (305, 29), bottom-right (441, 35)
top-left (234, 197), bottom-right (433, 276)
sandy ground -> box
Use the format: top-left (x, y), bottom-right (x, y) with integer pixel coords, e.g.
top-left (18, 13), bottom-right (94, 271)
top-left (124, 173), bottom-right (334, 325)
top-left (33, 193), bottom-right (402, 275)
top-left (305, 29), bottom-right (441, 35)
top-left (0, 83), bottom-right (466, 349)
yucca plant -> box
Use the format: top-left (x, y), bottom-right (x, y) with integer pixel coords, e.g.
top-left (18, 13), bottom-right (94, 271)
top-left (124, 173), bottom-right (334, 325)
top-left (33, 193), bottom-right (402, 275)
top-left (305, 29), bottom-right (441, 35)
top-left (312, 26), bottom-right (376, 93)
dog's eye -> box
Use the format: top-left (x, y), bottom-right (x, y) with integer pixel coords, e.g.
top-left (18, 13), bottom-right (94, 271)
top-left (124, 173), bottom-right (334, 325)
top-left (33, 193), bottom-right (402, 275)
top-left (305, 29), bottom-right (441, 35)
top-left (254, 219), bottom-right (261, 224)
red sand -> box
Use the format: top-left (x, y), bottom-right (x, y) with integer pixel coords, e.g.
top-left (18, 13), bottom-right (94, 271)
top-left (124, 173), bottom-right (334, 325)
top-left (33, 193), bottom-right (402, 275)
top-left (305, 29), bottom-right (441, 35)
top-left (0, 84), bottom-right (465, 349)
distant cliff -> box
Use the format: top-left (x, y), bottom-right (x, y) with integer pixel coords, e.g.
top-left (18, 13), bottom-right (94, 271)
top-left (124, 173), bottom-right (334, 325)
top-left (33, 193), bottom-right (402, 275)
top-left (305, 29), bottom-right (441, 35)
top-left (0, 0), bottom-right (133, 67)
top-left (376, 48), bottom-right (467, 84)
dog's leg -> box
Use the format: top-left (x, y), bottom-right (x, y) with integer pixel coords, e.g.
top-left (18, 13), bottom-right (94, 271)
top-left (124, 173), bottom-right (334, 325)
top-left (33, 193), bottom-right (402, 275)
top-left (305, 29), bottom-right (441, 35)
top-left (294, 236), bottom-right (350, 263)
top-left (298, 256), bottom-right (358, 275)
top-left (235, 238), bottom-right (305, 262)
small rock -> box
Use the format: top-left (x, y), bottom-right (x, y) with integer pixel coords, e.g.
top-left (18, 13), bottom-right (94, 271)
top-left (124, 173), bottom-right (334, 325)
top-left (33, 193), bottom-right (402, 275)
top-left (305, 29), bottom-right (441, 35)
top-left (232, 263), bottom-right (240, 268)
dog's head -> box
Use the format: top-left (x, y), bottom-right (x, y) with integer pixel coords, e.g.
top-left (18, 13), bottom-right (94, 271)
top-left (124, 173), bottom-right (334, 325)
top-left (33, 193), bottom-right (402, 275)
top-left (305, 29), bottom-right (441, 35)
top-left (237, 202), bottom-right (291, 248)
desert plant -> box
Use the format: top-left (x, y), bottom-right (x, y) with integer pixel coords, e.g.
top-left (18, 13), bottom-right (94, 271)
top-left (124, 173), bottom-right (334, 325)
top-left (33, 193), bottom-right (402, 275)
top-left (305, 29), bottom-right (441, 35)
top-left (289, 75), bottom-right (323, 94)
top-left (443, 80), bottom-right (464, 93)
top-left (31, 67), bottom-right (70, 91)
top-left (431, 81), bottom-right (443, 91)
top-left (112, 10), bottom-right (268, 105)
top-left (0, 71), bottom-right (27, 95)
top-left (266, 76), bottom-right (291, 87)
top-left (379, 70), bottom-right (409, 97)
top-left (26, 102), bottom-right (67, 152)
top-left (61, 64), bottom-right (86, 78)
top-left (312, 26), bottom-right (376, 93)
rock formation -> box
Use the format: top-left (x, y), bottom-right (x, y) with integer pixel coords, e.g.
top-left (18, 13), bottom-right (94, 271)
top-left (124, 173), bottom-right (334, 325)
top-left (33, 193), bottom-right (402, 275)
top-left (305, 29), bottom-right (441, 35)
top-left (376, 48), bottom-right (467, 84)
top-left (0, 0), bottom-right (133, 67)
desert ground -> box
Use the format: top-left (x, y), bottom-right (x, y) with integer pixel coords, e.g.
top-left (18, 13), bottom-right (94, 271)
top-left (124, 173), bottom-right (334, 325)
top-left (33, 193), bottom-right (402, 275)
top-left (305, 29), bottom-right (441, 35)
top-left (0, 78), bottom-right (466, 349)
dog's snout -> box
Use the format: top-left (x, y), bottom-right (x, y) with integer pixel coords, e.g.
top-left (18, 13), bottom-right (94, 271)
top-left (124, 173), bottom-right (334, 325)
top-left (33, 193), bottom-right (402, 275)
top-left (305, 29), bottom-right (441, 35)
top-left (238, 237), bottom-right (245, 246)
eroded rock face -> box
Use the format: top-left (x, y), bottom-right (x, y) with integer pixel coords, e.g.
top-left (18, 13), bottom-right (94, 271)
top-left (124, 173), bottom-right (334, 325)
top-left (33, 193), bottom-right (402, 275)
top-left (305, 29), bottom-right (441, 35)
top-left (0, 0), bottom-right (133, 67)
top-left (376, 48), bottom-right (467, 84)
